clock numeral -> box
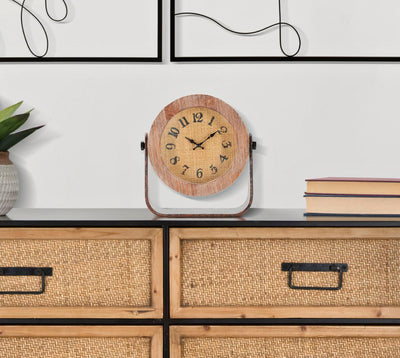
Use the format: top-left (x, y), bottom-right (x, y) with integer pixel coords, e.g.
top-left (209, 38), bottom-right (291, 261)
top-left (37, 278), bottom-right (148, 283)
top-left (218, 126), bottom-right (228, 134)
top-left (220, 155), bottom-right (229, 163)
top-left (182, 164), bottom-right (189, 175)
top-left (170, 156), bottom-right (180, 165)
top-left (168, 127), bottom-right (180, 138)
top-left (208, 116), bottom-right (215, 126)
top-left (193, 112), bottom-right (203, 123)
top-left (210, 164), bottom-right (218, 174)
top-left (196, 168), bottom-right (203, 178)
top-left (165, 143), bottom-right (176, 150)
top-left (178, 116), bottom-right (189, 128)
top-left (222, 140), bottom-right (232, 148)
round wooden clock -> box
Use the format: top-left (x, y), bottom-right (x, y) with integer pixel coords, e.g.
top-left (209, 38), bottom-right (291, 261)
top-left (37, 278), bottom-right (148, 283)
top-left (143, 94), bottom-right (255, 217)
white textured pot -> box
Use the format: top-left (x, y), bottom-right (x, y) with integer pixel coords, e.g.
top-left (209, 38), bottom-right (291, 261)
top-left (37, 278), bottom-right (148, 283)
top-left (0, 152), bottom-right (18, 215)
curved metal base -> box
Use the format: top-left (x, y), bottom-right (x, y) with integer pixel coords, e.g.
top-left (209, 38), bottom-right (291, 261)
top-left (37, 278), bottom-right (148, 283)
top-left (142, 133), bottom-right (255, 218)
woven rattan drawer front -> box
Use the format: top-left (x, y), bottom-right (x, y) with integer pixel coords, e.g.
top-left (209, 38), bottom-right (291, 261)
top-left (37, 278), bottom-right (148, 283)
top-left (170, 227), bottom-right (400, 318)
top-left (0, 326), bottom-right (162, 358)
top-left (170, 326), bottom-right (400, 358)
top-left (0, 228), bottom-right (163, 318)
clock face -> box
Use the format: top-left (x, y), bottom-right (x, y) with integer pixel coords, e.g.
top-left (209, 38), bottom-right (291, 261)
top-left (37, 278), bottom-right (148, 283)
top-left (148, 94), bottom-right (249, 196)
top-left (160, 107), bottom-right (237, 184)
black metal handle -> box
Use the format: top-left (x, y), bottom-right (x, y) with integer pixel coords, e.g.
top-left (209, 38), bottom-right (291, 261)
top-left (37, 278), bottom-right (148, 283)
top-left (0, 267), bottom-right (53, 295)
top-left (281, 263), bottom-right (348, 291)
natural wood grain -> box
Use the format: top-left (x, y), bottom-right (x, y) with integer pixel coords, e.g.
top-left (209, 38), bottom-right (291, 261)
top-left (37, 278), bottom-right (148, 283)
top-left (148, 95), bottom-right (249, 196)
top-left (151, 326), bottom-right (164, 358)
top-left (0, 228), bottom-right (163, 319)
top-left (172, 326), bottom-right (400, 358)
top-left (171, 227), bottom-right (400, 240)
top-left (151, 227), bottom-right (164, 318)
top-left (0, 307), bottom-right (161, 319)
top-left (170, 227), bottom-right (400, 319)
top-left (171, 325), bottom-right (400, 339)
top-left (0, 227), bottom-right (161, 240)
top-left (0, 326), bottom-right (162, 337)
top-left (170, 325), bottom-right (182, 358)
top-left (170, 228), bottom-right (182, 319)
top-left (0, 326), bottom-right (163, 357)
top-left (171, 306), bottom-right (400, 319)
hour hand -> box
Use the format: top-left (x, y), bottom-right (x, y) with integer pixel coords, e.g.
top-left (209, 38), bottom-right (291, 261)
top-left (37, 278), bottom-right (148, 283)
top-left (185, 136), bottom-right (204, 149)
top-left (193, 131), bottom-right (219, 150)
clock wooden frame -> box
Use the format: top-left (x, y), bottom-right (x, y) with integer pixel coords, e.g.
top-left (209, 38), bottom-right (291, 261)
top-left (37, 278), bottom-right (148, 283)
top-left (148, 95), bottom-right (249, 196)
top-left (143, 94), bottom-right (255, 217)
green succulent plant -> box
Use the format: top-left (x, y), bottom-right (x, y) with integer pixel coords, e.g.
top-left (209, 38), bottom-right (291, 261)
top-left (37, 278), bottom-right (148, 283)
top-left (0, 101), bottom-right (44, 152)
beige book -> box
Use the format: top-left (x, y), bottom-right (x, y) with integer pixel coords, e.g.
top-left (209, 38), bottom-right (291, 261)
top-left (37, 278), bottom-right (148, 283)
top-left (305, 194), bottom-right (400, 215)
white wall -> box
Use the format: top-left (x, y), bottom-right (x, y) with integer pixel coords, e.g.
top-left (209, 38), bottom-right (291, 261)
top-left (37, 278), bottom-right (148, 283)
top-left (1, 2), bottom-right (400, 209)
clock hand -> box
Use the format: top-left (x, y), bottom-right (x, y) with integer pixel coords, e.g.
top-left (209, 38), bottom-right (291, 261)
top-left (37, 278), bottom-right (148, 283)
top-left (185, 136), bottom-right (204, 149)
top-left (193, 131), bottom-right (219, 150)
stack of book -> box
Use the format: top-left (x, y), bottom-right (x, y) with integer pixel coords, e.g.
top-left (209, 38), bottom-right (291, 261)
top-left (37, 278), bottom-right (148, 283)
top-left (304, 177), bottom-right (400, 216)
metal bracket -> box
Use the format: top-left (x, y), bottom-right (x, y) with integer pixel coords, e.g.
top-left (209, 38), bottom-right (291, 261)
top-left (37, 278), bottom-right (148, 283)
top-left (0, 267), bottom-right (53, 295)
top-left (281, 263), bottom-right (348, 291)
top-left (142, 133), bottom-right (256, 218)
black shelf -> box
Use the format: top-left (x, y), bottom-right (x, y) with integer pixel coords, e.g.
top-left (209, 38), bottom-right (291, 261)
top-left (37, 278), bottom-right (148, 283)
top-left (2, 208), bottom-right (400, 227)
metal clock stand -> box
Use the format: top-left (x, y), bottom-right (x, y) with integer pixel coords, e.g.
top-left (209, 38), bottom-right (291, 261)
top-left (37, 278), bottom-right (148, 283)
top-left (141, 134), bottom-right (256, 218)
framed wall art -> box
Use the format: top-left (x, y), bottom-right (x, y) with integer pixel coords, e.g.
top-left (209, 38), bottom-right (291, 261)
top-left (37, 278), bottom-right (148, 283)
top-left (0, 0), bottom-right (162, 62)
top-left (171, 0), bottom-right (400, 62)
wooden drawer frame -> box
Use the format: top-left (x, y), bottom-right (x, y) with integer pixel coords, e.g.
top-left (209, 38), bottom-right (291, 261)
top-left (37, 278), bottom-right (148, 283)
top-left (0, 228), bottom-right (163, 318)
top-left (0, 325), bottom-right (162, 358)
top-left (170, 227), bottom-right (400, 319)
top-left (170, 325), bottom-right (400, 357)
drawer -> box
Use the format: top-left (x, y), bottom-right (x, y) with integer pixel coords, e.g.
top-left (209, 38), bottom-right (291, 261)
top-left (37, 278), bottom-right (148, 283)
top-left (170, 326), bottom-right (400, 358)
top-left (0, 228), bottom-right (163, 318)
top-left (0, 326), bottom-right (162, 358)
top-left (170, 227), bottom-right (400, 318)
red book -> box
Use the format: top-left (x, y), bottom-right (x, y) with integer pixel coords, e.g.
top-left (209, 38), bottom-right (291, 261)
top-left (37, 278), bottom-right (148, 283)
top-left (306, 177), bottom-right (400, 195)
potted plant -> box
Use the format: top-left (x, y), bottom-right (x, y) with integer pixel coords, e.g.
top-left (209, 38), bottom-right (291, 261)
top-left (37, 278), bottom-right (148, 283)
top-left (0, 101), bottom-right (44, 215)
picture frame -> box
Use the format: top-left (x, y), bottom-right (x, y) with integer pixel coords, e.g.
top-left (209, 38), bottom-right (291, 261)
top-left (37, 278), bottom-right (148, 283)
top-left (0, 0), bottom-right (162, 62)
top-left (171, 0), bottom-right (400, 62)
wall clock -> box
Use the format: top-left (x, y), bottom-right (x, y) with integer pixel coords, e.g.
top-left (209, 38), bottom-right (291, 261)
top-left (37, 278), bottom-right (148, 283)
top-left (142, 94), bottom-right (256, 217)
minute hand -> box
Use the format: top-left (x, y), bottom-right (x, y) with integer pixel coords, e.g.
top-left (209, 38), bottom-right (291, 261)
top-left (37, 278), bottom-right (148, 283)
top-left (193, 131), bottom-right (219, 150)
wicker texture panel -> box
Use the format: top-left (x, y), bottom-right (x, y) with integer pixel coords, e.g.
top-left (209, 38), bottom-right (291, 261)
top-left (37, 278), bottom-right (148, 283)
top-left (0, 239), bottom-right (151, 307)
top-left (182, 337), bottom-right (400, 357)
top-left (181, 239), bottom-right (400, 307)
top-left (0, 337), bottom-right (150, 358)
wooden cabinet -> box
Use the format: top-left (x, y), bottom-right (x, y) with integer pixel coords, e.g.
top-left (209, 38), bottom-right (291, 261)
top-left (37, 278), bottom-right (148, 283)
top-left (170, 227), bottom-right (400, 319)
top-left (170, 326), bottom-right (400, 358)
top-left (0, 326), bottom-right (162, 358)
top-left (2, 209), bottom-right (400, 357)
top-left (0, 228), bottom-right (163, 318)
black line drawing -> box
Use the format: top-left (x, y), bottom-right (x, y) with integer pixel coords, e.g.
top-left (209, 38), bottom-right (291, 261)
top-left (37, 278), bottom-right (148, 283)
top-left (9, 0), bottom-right (68, 58)
top-left (175, 0), bottom-right (301, 57)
